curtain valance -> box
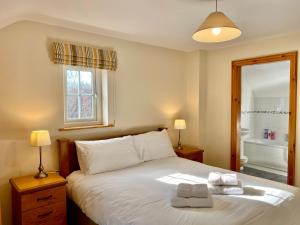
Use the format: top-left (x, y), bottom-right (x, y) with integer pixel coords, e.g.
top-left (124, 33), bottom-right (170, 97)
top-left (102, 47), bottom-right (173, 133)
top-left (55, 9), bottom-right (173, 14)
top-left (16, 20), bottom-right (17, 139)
top-left (52, 42), bottom-right (117, 71)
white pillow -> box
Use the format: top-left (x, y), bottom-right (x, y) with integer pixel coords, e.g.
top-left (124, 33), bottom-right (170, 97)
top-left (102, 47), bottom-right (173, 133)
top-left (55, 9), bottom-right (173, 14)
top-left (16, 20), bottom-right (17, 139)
top-left (75, 136), bottom-right (142, 175)
top-left (133, 129), bottom-right (176, 161)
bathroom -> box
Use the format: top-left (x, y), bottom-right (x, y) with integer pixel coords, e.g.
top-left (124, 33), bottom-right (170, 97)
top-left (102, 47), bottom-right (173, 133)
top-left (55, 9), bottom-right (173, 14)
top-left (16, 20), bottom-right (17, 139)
top-left (240, 61), bottom-right (290, 183)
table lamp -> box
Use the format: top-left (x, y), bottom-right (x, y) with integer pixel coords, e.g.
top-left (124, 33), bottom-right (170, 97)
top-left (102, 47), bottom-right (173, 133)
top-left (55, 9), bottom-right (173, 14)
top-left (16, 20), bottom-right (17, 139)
top-left (174, 119), bottom-right (186, 150)
top-left (30, 130), bottom-right (51, 179)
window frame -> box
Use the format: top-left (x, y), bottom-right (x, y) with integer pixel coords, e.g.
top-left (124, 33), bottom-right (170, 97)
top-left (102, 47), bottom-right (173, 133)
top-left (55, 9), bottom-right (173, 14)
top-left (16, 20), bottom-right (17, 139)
top-left (63, 66), bottom-right (102, 124)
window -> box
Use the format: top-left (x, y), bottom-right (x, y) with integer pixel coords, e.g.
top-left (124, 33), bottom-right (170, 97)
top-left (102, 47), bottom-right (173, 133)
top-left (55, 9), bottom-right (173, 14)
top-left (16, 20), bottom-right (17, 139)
top-left (63, 66), bottom-right (115, 129)
top-left (64, 67), bottom-right (99, 123)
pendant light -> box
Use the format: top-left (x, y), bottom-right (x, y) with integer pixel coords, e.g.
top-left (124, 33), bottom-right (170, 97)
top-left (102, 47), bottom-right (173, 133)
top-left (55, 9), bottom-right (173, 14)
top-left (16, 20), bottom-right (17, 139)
top-left (192, 0), bottom-right (241, 43)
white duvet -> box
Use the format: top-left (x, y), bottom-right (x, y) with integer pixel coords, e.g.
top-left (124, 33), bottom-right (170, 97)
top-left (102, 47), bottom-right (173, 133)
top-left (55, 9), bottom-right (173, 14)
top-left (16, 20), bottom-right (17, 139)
top-left (67, 157), bottom-right (300, 225)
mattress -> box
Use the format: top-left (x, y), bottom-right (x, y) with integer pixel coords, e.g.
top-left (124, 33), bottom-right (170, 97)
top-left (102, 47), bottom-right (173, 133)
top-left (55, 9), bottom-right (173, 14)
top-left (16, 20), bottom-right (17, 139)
top-left (67, 157), bottom-right (300, 225)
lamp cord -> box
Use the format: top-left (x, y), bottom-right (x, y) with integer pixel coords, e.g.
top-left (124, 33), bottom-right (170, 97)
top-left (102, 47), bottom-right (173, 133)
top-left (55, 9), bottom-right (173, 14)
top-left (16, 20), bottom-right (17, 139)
top-left (216, 0), bottom-right (218, 12)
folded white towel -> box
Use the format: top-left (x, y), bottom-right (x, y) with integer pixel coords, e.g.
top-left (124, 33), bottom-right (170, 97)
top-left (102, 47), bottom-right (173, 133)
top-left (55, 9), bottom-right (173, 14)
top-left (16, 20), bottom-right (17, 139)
top-left (208, 172), bottom-right (222, 185)
top-left (208, 172), bottom-right (238, 186)
top-left (171, 194), bottom-right (213, 208)
top-left (209, 180), bottom-right (244, 195)
top-left (177, 183), bottom-right (208, 198)
top-left (221, 173), bottom-right (238, 186)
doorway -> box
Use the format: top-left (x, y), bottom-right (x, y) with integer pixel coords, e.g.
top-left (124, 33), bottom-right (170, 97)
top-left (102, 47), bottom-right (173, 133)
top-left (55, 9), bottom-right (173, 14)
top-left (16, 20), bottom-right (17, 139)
top-left (231, 52), bottom-right (297, 185)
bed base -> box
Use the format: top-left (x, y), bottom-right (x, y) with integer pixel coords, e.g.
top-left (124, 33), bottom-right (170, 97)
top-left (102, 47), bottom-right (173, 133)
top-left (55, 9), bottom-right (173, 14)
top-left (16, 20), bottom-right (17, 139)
top-left (68, 198), bottom-right (97, 225)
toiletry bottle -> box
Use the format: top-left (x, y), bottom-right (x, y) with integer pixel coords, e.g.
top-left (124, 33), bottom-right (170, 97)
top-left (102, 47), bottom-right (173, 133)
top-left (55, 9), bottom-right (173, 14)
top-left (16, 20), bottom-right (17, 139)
top-left (268, 130), bottom-right (272, 140)
top-left (264, 129), bottom-right (269, 139)
top-left (271, 131), bottom-right (276, 140)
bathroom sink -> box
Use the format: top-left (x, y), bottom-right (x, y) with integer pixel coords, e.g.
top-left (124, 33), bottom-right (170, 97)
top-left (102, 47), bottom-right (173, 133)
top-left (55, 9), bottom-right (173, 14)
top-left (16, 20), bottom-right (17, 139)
top-left (241, 128), bottom-right (250, 136)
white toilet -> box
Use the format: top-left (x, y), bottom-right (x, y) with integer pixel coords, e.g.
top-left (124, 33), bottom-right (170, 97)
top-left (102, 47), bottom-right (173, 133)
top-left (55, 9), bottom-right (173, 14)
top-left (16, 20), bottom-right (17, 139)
top-left (240, 128), bottom-right (249, 170)
top-left (240, 155), bottom-right (248, 170)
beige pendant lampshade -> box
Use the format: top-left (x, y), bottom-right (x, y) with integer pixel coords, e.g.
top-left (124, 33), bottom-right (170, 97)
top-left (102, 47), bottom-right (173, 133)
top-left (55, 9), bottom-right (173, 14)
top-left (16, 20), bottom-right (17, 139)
top-left (192, 1), bottom-right (241, 43)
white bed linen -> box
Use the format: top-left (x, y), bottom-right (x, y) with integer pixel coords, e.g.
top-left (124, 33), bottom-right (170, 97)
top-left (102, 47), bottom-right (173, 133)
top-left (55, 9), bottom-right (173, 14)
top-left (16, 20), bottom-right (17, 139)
top-left (67, 157), bottom-right (300, 225)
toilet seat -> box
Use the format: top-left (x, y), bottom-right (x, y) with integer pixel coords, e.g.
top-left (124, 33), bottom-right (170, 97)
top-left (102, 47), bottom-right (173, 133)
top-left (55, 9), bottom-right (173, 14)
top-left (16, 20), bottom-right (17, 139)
top-left (241, 155), bottom-right (248, 161)
top-left (240, 156), bottom-right (248, 170)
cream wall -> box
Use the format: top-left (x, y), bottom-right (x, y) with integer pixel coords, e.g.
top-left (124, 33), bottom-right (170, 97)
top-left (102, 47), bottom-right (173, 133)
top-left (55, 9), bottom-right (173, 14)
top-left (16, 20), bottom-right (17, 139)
top-left (183, 51), bottom-right (207, 149)
top-left (183, 51), bottom-right (200, 147)
top-left (205, 32), bottom-right (300, 186)
top-left (0, 21), bottom-right (189, 225)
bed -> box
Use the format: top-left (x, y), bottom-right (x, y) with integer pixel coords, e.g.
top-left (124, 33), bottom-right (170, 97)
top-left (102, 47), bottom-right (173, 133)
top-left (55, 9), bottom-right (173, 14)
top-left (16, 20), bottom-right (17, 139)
top-left (58, 129), bottom-right (300, 225)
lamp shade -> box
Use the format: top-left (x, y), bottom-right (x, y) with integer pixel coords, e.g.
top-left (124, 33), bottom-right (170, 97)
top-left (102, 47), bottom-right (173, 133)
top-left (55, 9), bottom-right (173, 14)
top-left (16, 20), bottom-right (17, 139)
top-left (30, 130), bottom-right (51, 147)
top-left (192, 11), bottom-right (241, 43)
top-left (174, 119), bottom-right (186, 130)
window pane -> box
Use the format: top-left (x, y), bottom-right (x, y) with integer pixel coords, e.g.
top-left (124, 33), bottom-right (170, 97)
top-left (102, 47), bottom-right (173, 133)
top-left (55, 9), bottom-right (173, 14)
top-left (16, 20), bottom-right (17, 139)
top-left (80, 96), bottom-right (94, 119)
top-left (67, 70), bottom-right (79, 94)
top-left (67, 96), bottom-right (79, 119)
top-left (80, 71), bottom-right (93, 94)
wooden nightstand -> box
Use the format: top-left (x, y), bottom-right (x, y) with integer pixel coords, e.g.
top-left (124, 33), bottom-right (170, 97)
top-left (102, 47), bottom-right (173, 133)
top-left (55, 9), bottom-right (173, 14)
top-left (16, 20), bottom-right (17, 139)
top-left (175, 146), bottom-right (204, 163)
top-left (10, 173), bottom-right (67, 225)
top-left (0, 201), bottom-right (2, 225)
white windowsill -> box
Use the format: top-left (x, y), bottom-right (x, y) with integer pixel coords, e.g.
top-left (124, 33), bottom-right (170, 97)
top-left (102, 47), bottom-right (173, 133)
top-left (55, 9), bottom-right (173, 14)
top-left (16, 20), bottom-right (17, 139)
top-left (59, 123), bottom-right (114, 131)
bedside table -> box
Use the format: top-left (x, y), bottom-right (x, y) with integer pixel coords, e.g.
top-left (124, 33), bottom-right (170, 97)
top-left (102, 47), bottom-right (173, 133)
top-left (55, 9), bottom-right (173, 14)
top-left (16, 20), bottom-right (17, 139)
top-left (0, 201), bottom-right (2, 225)
top-left (10, 173), bottom-right (67, 225)
top-left (175, 146), bottom-right (204, 163)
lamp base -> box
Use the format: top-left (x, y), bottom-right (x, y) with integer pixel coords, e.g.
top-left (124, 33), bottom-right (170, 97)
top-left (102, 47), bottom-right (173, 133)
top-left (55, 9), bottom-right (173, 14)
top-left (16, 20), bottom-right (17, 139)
top-left (177, 129), bottom-right (183, 150)
top-left (34, 146), bottom-right (48, 179)
top-left (34, 170), bottom-right (48, 179)
top-left (177, 145), bottom-right (183, 150)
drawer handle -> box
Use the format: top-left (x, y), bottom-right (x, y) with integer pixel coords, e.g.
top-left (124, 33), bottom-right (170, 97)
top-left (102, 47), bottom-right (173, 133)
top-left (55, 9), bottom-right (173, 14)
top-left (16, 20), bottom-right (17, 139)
top-left (36, 195), bottom-right (53, 201)
top-left (37, 210), bottom-right (53, 219)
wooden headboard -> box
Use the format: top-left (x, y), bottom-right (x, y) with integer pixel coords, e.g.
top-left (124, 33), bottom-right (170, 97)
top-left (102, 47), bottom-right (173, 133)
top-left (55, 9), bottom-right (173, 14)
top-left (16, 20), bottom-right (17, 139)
top-left (57, 128), bottom-right (166, 178)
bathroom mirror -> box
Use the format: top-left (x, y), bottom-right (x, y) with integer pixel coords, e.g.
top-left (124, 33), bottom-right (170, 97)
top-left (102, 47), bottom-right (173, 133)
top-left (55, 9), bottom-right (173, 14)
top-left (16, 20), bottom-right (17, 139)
top-left (231, 52), bottom-right (297, 185)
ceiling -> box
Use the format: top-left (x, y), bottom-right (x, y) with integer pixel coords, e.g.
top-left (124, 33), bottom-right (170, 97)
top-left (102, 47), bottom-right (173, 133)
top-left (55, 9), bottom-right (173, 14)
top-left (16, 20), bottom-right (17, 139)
top-left (1, 0), bottom-right (300, 51)
top-left (242, 61), bottom-right (290, 96)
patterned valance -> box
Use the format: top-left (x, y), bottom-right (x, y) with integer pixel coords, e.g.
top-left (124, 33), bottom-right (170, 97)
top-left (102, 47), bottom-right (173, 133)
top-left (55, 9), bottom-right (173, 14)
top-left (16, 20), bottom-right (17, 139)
top-left (52, 42), bottom-right (117, 71)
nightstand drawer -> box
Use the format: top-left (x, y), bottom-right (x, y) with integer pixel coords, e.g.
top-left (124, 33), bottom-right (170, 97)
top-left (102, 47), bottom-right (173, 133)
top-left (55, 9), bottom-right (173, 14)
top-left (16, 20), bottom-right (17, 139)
top-left (184, 153), bottom-right (201, 161)
top-left (175, 146), bottom-right (204, 163)
top-left (21, 186), bottom-right (65, 212)
top-left (22, 201), bottom-right (66, 225)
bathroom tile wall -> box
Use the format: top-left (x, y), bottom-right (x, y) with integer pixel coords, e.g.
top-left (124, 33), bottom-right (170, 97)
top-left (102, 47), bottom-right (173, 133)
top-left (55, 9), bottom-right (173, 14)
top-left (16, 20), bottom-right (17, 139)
top-left (241, 77), bottom-right (255, 137)
top-left (241, 64), bottom-right (290, 144)
top-left (252, 97), bottom-right (289, 142)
